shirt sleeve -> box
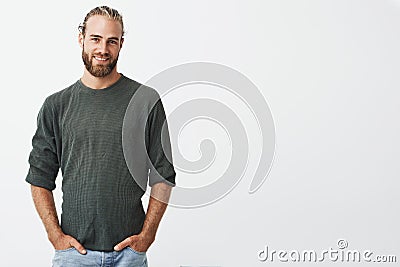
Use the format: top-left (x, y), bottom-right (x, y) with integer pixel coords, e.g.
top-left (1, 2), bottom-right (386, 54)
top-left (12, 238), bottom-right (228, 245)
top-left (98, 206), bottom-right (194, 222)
top-left (145, 94), bottom-right (176, 187)
top-left (25, 97), bottom-right (60, 191)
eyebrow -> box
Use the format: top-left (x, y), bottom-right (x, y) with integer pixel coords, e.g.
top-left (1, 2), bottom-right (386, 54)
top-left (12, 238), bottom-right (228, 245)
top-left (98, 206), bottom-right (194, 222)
top-left (89, 34), bottom-right (120, 41)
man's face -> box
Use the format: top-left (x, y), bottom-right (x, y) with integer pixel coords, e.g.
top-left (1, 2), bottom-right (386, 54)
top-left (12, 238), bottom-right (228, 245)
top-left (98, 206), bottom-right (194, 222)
top-left (79, 15), bottom-right (124, 77)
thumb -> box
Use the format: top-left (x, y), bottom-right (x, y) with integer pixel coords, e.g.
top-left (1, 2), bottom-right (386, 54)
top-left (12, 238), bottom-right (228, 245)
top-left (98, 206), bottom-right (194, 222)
top-left (68, 236), bottom-right (87, 255)
top-left (114, 236), bottom-right (137, 251)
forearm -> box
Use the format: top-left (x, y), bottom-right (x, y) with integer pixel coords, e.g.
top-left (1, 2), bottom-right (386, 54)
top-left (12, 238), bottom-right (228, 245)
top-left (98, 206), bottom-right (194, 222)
top-left (141, 182), bottom-right (172, 240)
top-left (30, 185), bottom-right (86, 253)
top-left (30, 185), bottom-right (63, 241)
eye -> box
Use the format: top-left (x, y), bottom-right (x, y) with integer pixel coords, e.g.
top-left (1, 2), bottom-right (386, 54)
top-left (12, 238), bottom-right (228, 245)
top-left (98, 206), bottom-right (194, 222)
top-left (108, 40), bottom-right (118, 45)
top-left (91, 37), bottom-right (100, 42)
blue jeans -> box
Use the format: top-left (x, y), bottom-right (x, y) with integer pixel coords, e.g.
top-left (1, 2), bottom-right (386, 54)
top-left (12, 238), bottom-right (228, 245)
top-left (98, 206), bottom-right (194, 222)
top-left (52, 247), bottom-right (148, 267)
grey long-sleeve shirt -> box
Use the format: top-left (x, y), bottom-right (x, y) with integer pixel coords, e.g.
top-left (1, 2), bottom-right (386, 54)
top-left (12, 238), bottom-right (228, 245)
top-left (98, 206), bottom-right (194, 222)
top-left (26, 74), bottom-right (176, 251)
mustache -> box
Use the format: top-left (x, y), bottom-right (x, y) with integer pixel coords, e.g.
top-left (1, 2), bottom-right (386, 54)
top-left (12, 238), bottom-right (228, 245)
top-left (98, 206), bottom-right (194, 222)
top-left (93, 53), bottom-right (111, 58)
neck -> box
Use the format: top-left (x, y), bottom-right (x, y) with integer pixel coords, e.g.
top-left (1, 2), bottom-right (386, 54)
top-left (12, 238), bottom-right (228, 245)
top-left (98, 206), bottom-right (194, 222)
top-left (81, 69), bottom-right (121, 89)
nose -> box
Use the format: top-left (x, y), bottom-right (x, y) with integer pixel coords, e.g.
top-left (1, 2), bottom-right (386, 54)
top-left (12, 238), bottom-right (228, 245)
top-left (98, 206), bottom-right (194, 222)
top-left (97, 40), bottom-right (108, 54)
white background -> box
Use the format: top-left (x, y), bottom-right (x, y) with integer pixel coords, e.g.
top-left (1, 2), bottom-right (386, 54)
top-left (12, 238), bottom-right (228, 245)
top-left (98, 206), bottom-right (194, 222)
top-left (1, 0), bottom-right (399, 266)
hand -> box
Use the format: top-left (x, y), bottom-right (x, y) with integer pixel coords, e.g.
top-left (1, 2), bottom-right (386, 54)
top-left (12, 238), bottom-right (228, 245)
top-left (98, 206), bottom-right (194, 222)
top-left (49, 232), bottom-right (87, 255)
top-left (113, 233), bottom-right (155, 253)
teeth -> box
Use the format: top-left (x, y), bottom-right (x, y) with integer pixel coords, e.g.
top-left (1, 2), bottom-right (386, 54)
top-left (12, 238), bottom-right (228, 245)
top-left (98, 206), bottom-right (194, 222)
top-left (95, 57), bottom-right (108, 61)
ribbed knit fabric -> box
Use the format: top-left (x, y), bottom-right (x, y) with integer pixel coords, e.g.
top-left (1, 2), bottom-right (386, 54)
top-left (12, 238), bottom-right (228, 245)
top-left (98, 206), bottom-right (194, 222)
top-left (26, 74), bottom-right (176, 251)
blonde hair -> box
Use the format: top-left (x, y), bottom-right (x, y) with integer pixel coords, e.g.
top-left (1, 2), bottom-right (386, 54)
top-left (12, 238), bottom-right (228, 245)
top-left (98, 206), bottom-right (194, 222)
top-left (79, 6), bottom-right (124, 37)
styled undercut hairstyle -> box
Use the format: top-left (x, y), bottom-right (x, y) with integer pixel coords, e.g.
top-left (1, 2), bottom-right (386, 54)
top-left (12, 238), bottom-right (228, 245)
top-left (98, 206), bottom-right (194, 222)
top-left (78, 6), bottom-right (125, 37)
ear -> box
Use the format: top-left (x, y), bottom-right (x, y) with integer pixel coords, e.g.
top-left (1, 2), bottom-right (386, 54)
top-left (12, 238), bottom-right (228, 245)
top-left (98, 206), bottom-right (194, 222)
top-left (120, 37), bottom-right (124, 49)
top-left (78, 33), bottom-right (84, 48)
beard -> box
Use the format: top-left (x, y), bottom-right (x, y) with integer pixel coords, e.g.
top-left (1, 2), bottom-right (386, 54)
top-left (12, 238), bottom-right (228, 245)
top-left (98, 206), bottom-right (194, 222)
top-left (82, 47), bottom-right (119, 77)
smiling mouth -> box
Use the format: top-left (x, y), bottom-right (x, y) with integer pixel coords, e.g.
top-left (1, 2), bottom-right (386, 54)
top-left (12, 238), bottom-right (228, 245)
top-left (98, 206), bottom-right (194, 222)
top-left (94, 56), bottom-right (109, 61)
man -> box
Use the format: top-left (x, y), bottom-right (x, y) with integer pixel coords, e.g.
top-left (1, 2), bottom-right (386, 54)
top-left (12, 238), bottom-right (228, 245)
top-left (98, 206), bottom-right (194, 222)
top-left (26, 6), bottom-right (176, 267)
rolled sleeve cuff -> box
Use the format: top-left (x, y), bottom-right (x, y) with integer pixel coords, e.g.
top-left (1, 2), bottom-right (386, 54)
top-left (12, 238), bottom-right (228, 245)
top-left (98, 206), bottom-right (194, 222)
top-left (148, 172), bottom-right (176, 188)
top-left (25, 168), bottom-right (56, 191)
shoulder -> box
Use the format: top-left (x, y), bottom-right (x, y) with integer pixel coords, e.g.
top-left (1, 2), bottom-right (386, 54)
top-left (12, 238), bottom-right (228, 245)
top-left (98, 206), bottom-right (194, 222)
top-left (42, 81), bottom-right (79, 114)
top-left (46, 82), bottom-right (76, 102)
top-left (122, 75), bottom-right (161, 99)
top-left (122, 76), bottom-right (164, 117)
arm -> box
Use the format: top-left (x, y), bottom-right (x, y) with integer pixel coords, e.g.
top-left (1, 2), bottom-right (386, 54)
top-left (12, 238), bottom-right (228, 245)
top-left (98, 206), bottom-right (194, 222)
top-left (114, 182), bottom-right (173, 252)
top-left (31, 185), bottom-right (86, 254)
